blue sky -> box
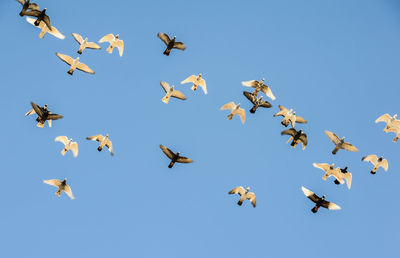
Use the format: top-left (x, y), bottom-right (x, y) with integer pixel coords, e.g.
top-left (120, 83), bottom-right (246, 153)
top-left (0, 0), bottom-right (399, 257)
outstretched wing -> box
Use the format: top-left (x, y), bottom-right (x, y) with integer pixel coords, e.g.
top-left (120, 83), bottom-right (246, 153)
top-left (43, 179), bottom-right (61, 188)
top-left (260, 85), bottom-right (276, 100)
top-left (160, 81), bottom-right (170, 93)
top-left (76, 62), bottom-right (95, 74)
top-left (86, 42), bottom-right (101, 49)
top-left (55, 136), bottom-right (69, 145)
top-left (343, 172), bottom-right (352, 189)
top-left (301, 186), bottom-right (319, 204)
top-left (295, 116), bottom-right (307, 124)
top-left (229, 186), bottom-right (245, 196)
top-left (160, 145), bottom-right (175, 160)
top-left (42, 14), bottom-right (52, 31)
top-left (299, 133), bottom-right (308, 147)
top-left (157, 33), bottom-right (171, 45)
top-left (176, 156), bottom-right (193, 163)
top-left (105, 140), bottom-right (114, 156)
top-left (86, 135), bottom-right (105, 143)
top-left (30, 102), bottom-right (44, 117)
top-left (342, 142), bottom-right (358, 152)
top-left (181, 75), bottom-right (197, 84)
top-left (325, 130), bottom-right (340, 145)
top-left (375, 114), bottom-right (391, 124)
top-left (220, 102), bottom-right (235, 111)
top-left (24, 9), bottom-right (41, 18)
top-left (198, 78), bottom-right (207, 94)
top-left (173, 42), bottom-right (186, 50)
top-left (70, 142), bottom-right (79, 157)
top-left (48, 25), bottom-right (65, 39)
top-left (273, 105), bottom-right (288, 117)
top-left (259, 100), bottom-right (272, 108)
top-left (63, 185), bottom-right (75, 199)
top-left (25, 108), bottom-right (36, 116)
top-left (381, 159), bottom-right (389, 171)
top-left (99, 33), bottom-right (115, 43)
top-left (281, 128), bottom-right (297, 137)
top-left (47, 114), bottom-right (63, 120)
top-left (72, 33), bottom-right (83, 44)
top-left (362, 155), bottom-right (378, 165)
top-left (56, 53), bottom-right (74, 66)
top-left (243, 91), bottom-right (257, 104)
top-left (233, 108), bottom-right (246, 124)
top-left (313, 163), bottom-right (331, 173)
top-left (321, 200), bottom-right (341, 210)
top-left (171, 90), bottom-right (186, 100)
top-left (115, 40), bottom-right (124, 56)
top-left (242, 80), bottom-right (258, 88)
top-left (246, 192), bottom-right (256, 208)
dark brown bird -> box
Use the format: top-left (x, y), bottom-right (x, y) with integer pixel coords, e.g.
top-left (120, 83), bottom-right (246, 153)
top-left (281, 128), bottom-right (308, 150)
top-left (26, 102), bottom-right (63, 128)
top-left (157, 33), bottom-right (186, 56)
top-left (301, 186), bottom-right (341, 213)
top-left (160, 145), bottom-right (193, 168)
top-left (24, 8), bottom-right (52, 30)
top-left (243, 91), bottom-right (272, 113)
top-left (16, 0), bottom-right (39, 17)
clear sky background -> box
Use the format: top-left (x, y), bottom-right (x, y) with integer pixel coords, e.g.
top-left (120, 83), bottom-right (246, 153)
top-left (0, 0), bottom-right (399, 257)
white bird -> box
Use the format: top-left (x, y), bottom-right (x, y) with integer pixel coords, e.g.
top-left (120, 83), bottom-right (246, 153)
top-left (220, 102), bottom-right (246, 124)
top-left (25, 17), bottom-right (64, 39)
top-left (55, 136), bottom-right (78, 157)
top-left (86, 134), bottom-right (114, 156)
top-left (56, 53), bottom-right (94, 75)
top-left (242, 78), bottom-right (276, 100)
top-left (99, 33), bottom-right (124, 56)
top-left (313, 163), bottom-right (352, 189)
top-left (228, 186), bottom-right (256, 207)
top-left (375, 113), bottom-right (400, 132)
top-left (43, 178), bottom-right (74, 199)
top-left (362, 155), bottom-right (389, 174)
top-left (325, 130), bottom-right (358, 155)
top-left (180, 74), bottom-right (207, 94)
top-left (273, 105), bottom-right (307, 127)
top-left (160, 81), bottom-right (186, 104)
top-left (72, 33), bottom-right (101, 54)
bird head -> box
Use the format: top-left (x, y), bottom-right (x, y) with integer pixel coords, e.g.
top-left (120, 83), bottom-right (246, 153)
top-left (394, 114), bottom-right (398, 119)
top-left (106, 133), bottom-right (109, 137)
top-left (330, 164), bottom-right (335, 169)
top-left (260, 78), bottom-right (265, 83)
top-left (298, 129), bottom-right (303, 133)
top-left (116, 34), bottom-right (119, 38)
top-left (176, 152), bottom-right (180, 156)
top-left (76, 57), bottom-right (80, 62)
top-left (237, 103), bottom-right (241, 108)
top-left (43, 104), bottom-right (48, 109)
top-left (173, 36), bottom-right (176, 39)
top-left (321, 195), bottom-right (326, 200)
top-left (246, 187), bottom-right (250, 192)
top-left (199, 73), bottom-right (202, 77)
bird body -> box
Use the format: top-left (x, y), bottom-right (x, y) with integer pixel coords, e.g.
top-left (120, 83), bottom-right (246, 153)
top-left (242, 78), bottom-right (276, 100)
top-left (56, 53), bottom-right (94, 75)
top-left (160, 145), bottom-right (193, 168)
top-left (243, 91), bottom-right (272, 113)
top-left (99, 34), bottom-right (124, 56)
top-left (158, 33), bottom-right (186, 56)
top-left (181, 74), bottom-right (207, 94)
top-left (228, 186), bottom-right (256, 207)
top-left (325, 130), bottom-right (358, 155)
top-left (313, 163), bottom-right (352, 189)
top-left (362, 155), bottom-right (388, 174)
top-left (301, 186), bottom-right (340, 213)
top-left (72, 33), bottom-right (101, 54)
top-left (26, 17), bottom-right (64, 39)
top-left (220, 102), bottom-right (246, 124)
top-left (87, 134), bottom-right (114, 156)
top-left (55, 136), bottom-right (78, 157)
top-left (43, 178), bottom-right (74, 199)
top-left (160, 81), bottom-right (186, 104)
top-left (281, 128), bottom-right (307, 150)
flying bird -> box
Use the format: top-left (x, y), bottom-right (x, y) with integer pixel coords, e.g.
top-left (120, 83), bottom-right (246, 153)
top-left (228, 186), bottom-right (256, 208)
top-left (325, 130), bottom-right (358, 155)
top-left (313, 163), bottom-right (352, 189)
top-left (375, 113), bottom-right (400, 132)
top-left (157, 33), bottom-right (186, 56)
top-left (242, 78), bottom-right (276, 100)
top-left (72, 33), bottom-right (101, 54)
top-left (55, 136), bottom-right (78, 157)
top-left (16, 0), bottom-right (39, 17)
top-left (301, 186), bottom-right (341, 213)
top-left (220, 102), bottom-right (246, 124)
top-left (26, 17), bottom-right (64, 39)
top-left (56, 53), bottom-right (95, 75)
top-left (273, 105), bottom-right (307, 127)
top-left (160, 81), bottom-right (186, 104)
top-left (181, 74), bottom-right (207, 94)
top-left (243, 91), bottom-right (272, 113)
top-left (86, 134), bottom-right (114, 156)
top-left (24, 7), bottom-right (52, 30)
top-left (43, 178), bottom-right (74, 199)
top-left (362, 155), bottom-right (389, 174)
top-left (160, 145), bottom-right (193, 168)
top-left (281, 128), bottom-right (307, 150)
top-left (99, 33), bottom-right (124, 56)
top-left (26, 102), bottom-right (63, 128)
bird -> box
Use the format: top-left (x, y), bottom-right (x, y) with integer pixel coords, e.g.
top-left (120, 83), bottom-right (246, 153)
top-left (26, 102), bottom-right (63, 128)
top-left (16, 0), bottom-right (39, 17)
top-left (86, 134), bottom-right (114, 156)
top-left (281, 128), bottom-right (308, 150)
top-left (243, 91), bottom-right (272, 113)
top-left (157, 33), bottom-right (186, 56)
top-left (56, 53), bottom-right (95, 75)
top-left (386, 125), bottom-right (400, 142)
top-left (273, 105), bottom-right (307, 127)
top-left (24, 7), bottom-right (52, 31)
top-left (25, 17), bottom-right (64, 39)
top-left (325, 130), bottom-right (358, 155)
top-left (55, 136), bottom-right (78, 157)
top-left (228, 186), bottom-right (256, 208)
top-left (301, 186), bottom-right (341, 213)
top-left (242, 78), bottom-right (276, 100)
top-left (362, 155), bottom-right (389, 174)
top-left (160, 81), bottom-right (186, 104)
top-left (220, 102), bottom-right (246, 124)
top-left (375, 113), bottom-right (400, 132)
top-left (180, 74), bottom-right (207, 94)
top-left (43, 178), bottom-right (74, 199)
top-left (313, 163), bottom-right (352, 189)
top-left (72, 33), bottom-right (101, 54)
top-left (160, 145), bottom-right (193, 168)
top-left (99, 33), bottom-right (124, 56)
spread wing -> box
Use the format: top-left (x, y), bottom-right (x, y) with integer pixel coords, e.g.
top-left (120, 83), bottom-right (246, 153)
top-left (342, 142), bottom-right (358, 152)
top-left (246, 192), bottom-right (256, 208)
top-left (181, 75), bottom-right (197, 84)
top-left (229, 186), bottom-right (245, 196)
top-left (321, 200), bottom-right (341, 210)
top-left (86, 135), bottom-right (105, 142)
top-left (56, 53), bottom-right (74, 66)
top-left (70, 142), bottom-right (78, 157)
top-left (25, 108), bottom-right (36, 116)
top-left (295, 116), bottom-right (307, 124)
top-left (24, 9), bottom-right (41, 18)
top-left (220, 102), bottom-right (235, 111)
top-left (313, 163), bottom-right (331, 173)
top-left (28, 3), bottom-right (40, 11)
top-left (274, 105), bottom-right (288, 117)
top-left (157, 33), bottom-right (171, 45)
top-left (76, 62), bottom-right (95, 74)
top-left (16, 0), bottom-right (25, 5)
top-left (362, 155), bottom-right (378, 165)
top-left (243, 91), bottom-right (257, 104)
top-left (115, 40), bottom-right (124, 56)
top-left (325, 130), bottom-right (340, 145)
top-left (47, 114), bottom-right (63, 120)
top-left (242, 80), bottom-right (258, 88)
top-left (233, 108), bottom-right (246, 124)
top-left (30, 102), bottom-right (44, 117)
top-left (63, 185), bottom-right (75, 199)
top-left (160, 81), bottom-right (170, 93)
top-left (281, 128), bottom-right (297, 137)
top-left (86, 42), bottom-right (101, 49)
top-left (299, 133), bottom-right (308, 148)
top-left (99, 33), bottom-right (115, 43)
top-left (105, 140), bottom-right (114, 156)
top-left (260, 85), bottom-right (276, 100)
top-left (301, 186), bottom-right (320, 203)
top-left (375, 114), bottom-right (391, 124)
top-left (43, 179), bottom-right (61, 188)
top-left (176, 156), bottom-right (193, 163)
top-left (26, 16), bottom-right (43, 28)
top-left (198, 78), bottom-right (207, 94)
top-left (259, 100), bottom-right (272, 108)
top-left (55, 136), bottom-right (69, 146)
top-left (381, 159), bottom-right (389, 171)
top-left (171, 90), bottom-right (186, 100)
top-left (343, 172), bottom-right (352, 189)
top-left (72, 33), bottom-right (83, 44)
top-left (48, 25), bottom-right (64, 39)
top-left (160, 145), bottom-right (175, 160)
top-left (42, 15), bottom-right (52, 31)
top-left (173, 42), bottom-right (186, 50)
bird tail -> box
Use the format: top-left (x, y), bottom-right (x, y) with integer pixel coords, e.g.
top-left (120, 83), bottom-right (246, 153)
top-left (61, 148), bottom-right (67, 156)
top-left (291, 141), bottom-right (298, 148)
top-left (34, 19), bottom-right (40, 26)
top-left (98, 146), bottom-right (103, 152)
top-left (162, 95), bottom-right (170, 104)
top-left (168, 161), bottom-right (175, 168)
top-left (237, 200), bottom-right (243, 206)
top-left (36, 121), bottom-right (45, 128)
top-left (56, 189), bottom-right (62, 197)
top-left (67, 69), bottom-right (74, 75)
top-left (334, 179), bottom-right (340, 185)
top-left (371, 166), bottom-right (378, 174)
top-left (191, 84), bottom-right (197, 91)
top-left (250, 106), bottom-right (256, 113)
top-left (77, 49), bottom-right (83, 55)
top-left (107, 46), bottom-right (113, 53)
top-left (163, 49), bottom-right (171, 56)
top-left (311, 206), bottom-right (319, 213)
top-left (227, 114), bottom-right (234, 120)
top-left (39, 31), bottom-right (46, 38)
top-left (332, 147), bottom-right (339, 155)
top-left (393, 137), bottom-right (399, 143)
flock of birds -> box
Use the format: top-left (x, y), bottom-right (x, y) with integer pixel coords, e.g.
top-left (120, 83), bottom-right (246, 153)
top-left (16, 0), bottom-right (399, 212)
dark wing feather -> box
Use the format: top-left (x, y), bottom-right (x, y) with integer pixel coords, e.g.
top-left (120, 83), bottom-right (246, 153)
top-left (308, 193), bottom-right (320, 204)
top-left (321, 200), bottom-right (331, 209)
top-left (299, 133), bottom-right (308, 146)
top-left (259, 100), bottom-right (272, 108)
top-left (30, 102), bottom-right (44, 117)
top-left (176, 156), bottom-right (193, 163)
top-left (47, 114), bottom-right (63, 120)
top-left (173, 42), bottom-right (186, 50)
top-left (281, 128), bottom-right (297, 137)
top-left (243, 91), bottom-right (256, 104)
top-left (160, 145), bottom-right (175, 160)
top-left (28, 3), bottom-right (40, 11)
top-left (157, 33), bottom-right (171, 45)
top-left (24, 10), bottom-right (41, 17)
top-left (42, 14), bottom-right (52, 30)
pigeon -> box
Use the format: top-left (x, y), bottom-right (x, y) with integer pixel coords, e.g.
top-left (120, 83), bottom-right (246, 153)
top-left (242, 78), bottom-right (276, 100)
top-left (220, 102), bottom-right (246, 124)
top-left (72, 33), bottom-right (101, 54)
top-left (160, 81), bottom-right (186, 104)
top-left (362, 155), bottom-right (389, 174)
top-left (86, 134), bottom-right (114, 156)
top-left (99, 33), bottom-right (124, 56)
top-left (375, 113), bottom-right (400, 132)
top-left (181, 74), bottom-right (207, 94)
top-left (43, 178), bottom-right (74, 199)
top-left (16, 0), bottom-right (39, 17)
top-left (56, 53), bottom-right (95, 75)
top-left (157, 33), bottom-right (186, 56)
top-left (243, 91), bottom-right (272, 113)
top-left (26, 102), bottom-right (63, 128)
top-left (228, 186), bottom-right (256, 208)
top-left (26, 17), bottom-right (64, 39)
top-left (55, 136), bottom-right (78, 157)
top-left (325, 130), bottom-right (358, 155)
top-left (281, 128), bottom-right (307, 150)
top-left (273, 105), bottom-right (307, 127)
top-left (301, 186), bottom-right (341, 213)
top-left (24, 8), bottom-right (52, 31)
top-left (313, 163), bottom-right (352, 189)
top-left (386, 125), bottom-right (400, 142)
top-left (160, 145), bottom-right (193, 168)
